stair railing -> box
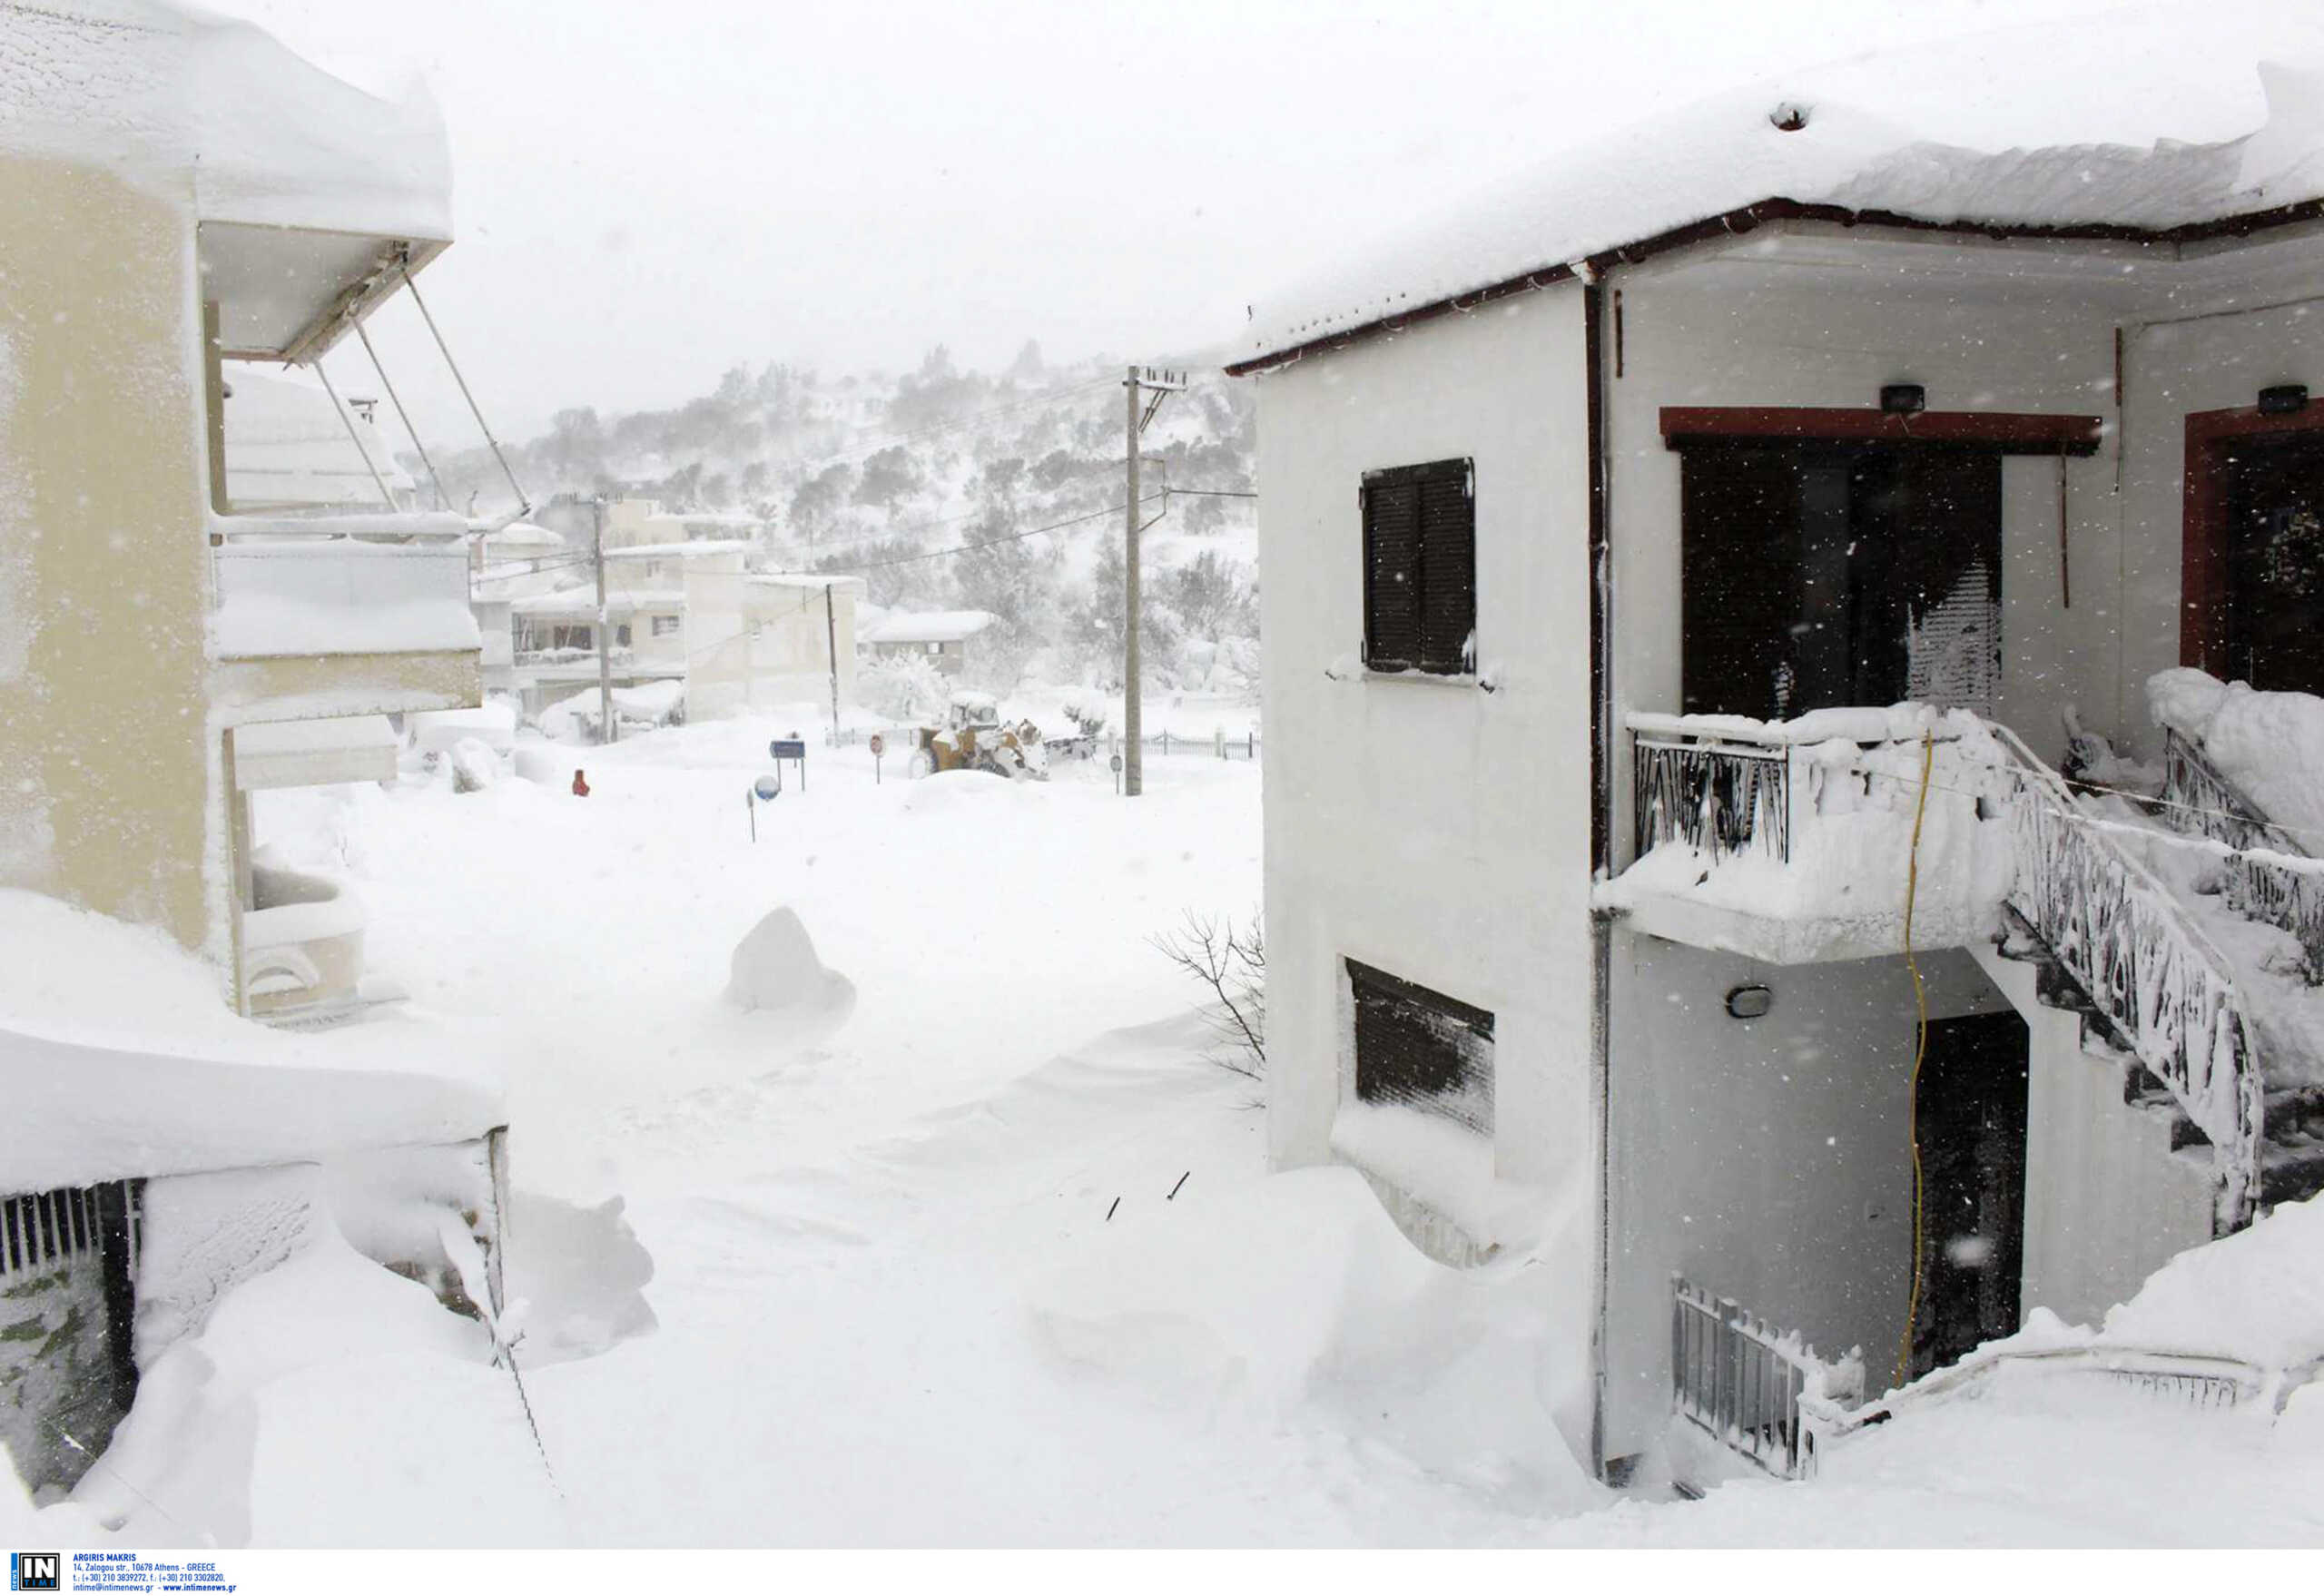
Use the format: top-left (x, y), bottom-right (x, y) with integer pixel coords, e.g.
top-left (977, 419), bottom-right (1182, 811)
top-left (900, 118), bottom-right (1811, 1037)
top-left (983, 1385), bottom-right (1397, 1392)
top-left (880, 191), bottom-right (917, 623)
top-left (1987, 721), bottom-right (2265, 1230)
top-left (2161, 727), bottom-right (2324, 980)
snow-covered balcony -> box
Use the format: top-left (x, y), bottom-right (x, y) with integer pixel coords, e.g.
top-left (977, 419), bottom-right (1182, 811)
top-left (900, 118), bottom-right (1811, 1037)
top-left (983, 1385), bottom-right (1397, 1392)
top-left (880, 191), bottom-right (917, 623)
top-left (208, 514), bottom-right (483, 717)
top-left (1598, 706), bottom-right (2014, 964)
top-left (240, 857), bottom-right (368, 1022)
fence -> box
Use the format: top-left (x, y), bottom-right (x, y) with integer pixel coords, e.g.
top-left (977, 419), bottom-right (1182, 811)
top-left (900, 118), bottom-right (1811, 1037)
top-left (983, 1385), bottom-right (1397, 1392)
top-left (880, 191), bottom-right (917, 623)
top-left (2162, 727), bottom-right (2324, 982)
top-left (1670, 1277), bottom-right (1826, 1479)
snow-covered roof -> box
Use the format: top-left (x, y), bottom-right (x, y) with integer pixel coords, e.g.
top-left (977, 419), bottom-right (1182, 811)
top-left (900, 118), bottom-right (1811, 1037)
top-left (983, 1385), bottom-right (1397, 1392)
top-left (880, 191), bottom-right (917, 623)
top-left (749, 573), bottom-right (866, 595)
top-left (864, 609), bottom-right (996, 645)
top-left (233, 714), bottom-right (399, 791)
top-left (477, 520), bottom-right (566, 550)
top-left (1233, 3), bottom-right (2324, 372)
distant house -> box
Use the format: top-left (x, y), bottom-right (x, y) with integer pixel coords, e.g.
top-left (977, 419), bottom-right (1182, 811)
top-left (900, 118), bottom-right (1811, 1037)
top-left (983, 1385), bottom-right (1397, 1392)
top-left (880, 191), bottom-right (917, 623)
top-left (1232, 15), bottom-right (2324, 1489)
top-left (861, 608), bottom-right (996, 676)
top-left (502, 537), bottom-right (862, 722)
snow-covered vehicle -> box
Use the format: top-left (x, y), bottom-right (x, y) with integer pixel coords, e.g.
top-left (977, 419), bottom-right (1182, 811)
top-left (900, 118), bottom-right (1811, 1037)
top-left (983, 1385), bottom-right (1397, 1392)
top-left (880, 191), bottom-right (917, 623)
top-left (907, 692), bottom-right (1049, 781)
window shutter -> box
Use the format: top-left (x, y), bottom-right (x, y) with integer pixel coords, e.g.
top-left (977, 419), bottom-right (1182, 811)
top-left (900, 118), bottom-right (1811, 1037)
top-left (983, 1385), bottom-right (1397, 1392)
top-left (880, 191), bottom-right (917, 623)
top-left (1417, 466), bottom-right (1475, 672)
top-left (1363, 478), bottom-right (1422, 669)
top-left (1348, 959), bottom-right (1495, 1135)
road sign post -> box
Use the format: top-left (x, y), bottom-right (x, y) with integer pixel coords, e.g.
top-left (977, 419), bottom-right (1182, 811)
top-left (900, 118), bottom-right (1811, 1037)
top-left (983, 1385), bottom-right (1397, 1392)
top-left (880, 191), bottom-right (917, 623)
top-left (870, 732), bottom-right (886, 784)
top-left (769, 736), bottom-right (807, 791)
top-left (1109, 751), bottom-right (1123, 795)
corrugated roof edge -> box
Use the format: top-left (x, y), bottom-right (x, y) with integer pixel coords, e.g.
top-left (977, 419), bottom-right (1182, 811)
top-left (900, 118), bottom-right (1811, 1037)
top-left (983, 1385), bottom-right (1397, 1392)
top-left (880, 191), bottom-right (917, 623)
top-left (1223, 193), bottom-right (2324, 378)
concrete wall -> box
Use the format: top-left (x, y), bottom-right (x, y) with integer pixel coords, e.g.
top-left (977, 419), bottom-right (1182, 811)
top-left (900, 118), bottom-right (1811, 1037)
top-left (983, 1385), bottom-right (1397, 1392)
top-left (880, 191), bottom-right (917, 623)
top-left (1604, 935), bottom-right (2007, 1461)
top-left (0, 153), bottom-right (212, 957)
top-left (1968, 944), bottom-right (2216, 1330)
top-left (1254, 281), bottom-right (1598, 1451)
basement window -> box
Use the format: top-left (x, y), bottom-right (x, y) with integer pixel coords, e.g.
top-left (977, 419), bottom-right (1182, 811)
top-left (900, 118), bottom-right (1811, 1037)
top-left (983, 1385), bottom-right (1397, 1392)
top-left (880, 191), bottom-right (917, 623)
top-left (1361, 458), bottom-right (1475, 675)
top-left (1347, 959), bottom-right (1494, 1134)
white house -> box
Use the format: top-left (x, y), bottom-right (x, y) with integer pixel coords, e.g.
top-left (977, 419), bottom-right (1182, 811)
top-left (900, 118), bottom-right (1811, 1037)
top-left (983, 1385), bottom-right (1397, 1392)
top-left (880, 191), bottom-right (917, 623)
top-left (1232, 10), bottom-right (2324, 1488)
top-left (860, 608), bottom-right (996, 676)
top-left (505, 536), bottom-right (862, 723)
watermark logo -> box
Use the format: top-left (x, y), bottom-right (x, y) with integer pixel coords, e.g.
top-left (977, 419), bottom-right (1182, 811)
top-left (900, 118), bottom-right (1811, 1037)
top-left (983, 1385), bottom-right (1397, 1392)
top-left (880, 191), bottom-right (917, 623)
top-left (8, 1553), bottom-right (59, 1592)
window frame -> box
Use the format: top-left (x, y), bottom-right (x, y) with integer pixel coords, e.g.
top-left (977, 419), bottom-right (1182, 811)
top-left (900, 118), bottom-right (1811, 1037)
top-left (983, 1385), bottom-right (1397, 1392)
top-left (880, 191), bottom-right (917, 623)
top-left (1360, 456), bottom-right (1476, 677)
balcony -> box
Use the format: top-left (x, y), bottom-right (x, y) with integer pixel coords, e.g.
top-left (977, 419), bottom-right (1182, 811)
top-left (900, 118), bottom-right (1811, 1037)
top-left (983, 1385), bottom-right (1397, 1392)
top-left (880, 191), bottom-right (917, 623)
top-left (209, 514), bottom-right (481, 719)
top-left (240, 859), bottom-right (369, 1023)
top-left (1599, 707), bottom-right (2013, 963)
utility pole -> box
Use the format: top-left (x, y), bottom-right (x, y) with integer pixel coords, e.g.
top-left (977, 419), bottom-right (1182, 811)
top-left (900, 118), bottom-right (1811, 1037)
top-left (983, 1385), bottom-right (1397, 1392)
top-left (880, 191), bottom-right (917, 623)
top-left (1122, 364), bottom-right (1187, 798)
top-left (824, 581), bottom-right (842, 747)
top-left (593, 495), bottom-right (615, 745)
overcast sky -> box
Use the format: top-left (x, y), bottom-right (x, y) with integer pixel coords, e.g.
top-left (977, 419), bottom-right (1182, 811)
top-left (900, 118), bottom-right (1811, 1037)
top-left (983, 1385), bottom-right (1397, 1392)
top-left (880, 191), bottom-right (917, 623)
top-left (211, 0), bottom-right (2135, 444)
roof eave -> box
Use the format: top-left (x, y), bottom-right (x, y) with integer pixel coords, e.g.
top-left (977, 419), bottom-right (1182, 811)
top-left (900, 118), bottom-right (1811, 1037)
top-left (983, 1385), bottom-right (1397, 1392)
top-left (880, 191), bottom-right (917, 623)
top-left (1225, 194), bottom-right (2324, 379)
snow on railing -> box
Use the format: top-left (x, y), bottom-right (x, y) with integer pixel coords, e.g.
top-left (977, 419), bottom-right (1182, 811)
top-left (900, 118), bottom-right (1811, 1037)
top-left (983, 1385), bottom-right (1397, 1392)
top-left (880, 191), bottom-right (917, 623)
top-left (2162, 728), bottom-right (2324, 982)
top-left (1671, 1276), bottom-right (1857, 1480)
top-left (1632, 723), bottom-right (1793, 864)
top-left (211, 511), bottom-right (469, 543)
top-left (1991, 723), bottom-right (2265, 1230)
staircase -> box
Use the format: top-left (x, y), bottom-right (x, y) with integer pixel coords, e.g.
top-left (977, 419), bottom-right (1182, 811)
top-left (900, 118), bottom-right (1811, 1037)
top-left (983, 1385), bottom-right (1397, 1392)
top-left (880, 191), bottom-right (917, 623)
top-left (1988, 722), bottom-right (2324, 1232)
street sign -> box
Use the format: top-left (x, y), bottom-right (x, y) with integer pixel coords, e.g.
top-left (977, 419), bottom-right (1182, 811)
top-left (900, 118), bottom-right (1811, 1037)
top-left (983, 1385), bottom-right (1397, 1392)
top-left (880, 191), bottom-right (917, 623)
top-left (868, 732), bottom-right (886, 784)
top-left (753, 773), bottom-right (782, 802)
top-left (769, 737), bottom-right (807, 791)
top-left (1110, 750), bottom-right (1124, 794)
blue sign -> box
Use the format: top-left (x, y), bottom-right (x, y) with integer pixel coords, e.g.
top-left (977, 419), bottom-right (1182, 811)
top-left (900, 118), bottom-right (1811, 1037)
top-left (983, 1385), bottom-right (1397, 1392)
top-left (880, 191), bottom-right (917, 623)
top-left (768, 740), bottom-right (807, 760)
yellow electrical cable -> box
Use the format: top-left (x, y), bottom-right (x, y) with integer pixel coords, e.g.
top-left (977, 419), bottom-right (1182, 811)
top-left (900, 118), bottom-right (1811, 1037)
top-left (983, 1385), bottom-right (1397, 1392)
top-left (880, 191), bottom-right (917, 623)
top-left (1894, 731), bottom-right (1936, 1392)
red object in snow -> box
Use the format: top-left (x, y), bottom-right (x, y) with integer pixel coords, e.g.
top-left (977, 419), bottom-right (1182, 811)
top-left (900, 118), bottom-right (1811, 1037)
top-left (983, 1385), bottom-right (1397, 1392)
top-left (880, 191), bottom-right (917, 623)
top-left (571, 769), bottom-right (591, 797)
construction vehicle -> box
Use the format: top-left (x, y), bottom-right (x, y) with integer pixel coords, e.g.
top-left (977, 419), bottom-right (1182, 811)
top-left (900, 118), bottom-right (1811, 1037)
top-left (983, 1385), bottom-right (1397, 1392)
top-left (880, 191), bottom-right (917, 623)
top-left (906, 692), bottom-right (1050, 781)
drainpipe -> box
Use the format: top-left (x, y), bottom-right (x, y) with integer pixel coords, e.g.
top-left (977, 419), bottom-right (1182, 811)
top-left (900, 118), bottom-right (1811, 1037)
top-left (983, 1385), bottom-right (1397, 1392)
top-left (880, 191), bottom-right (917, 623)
top-left (1582, 270), bottom-right (1616, 1482)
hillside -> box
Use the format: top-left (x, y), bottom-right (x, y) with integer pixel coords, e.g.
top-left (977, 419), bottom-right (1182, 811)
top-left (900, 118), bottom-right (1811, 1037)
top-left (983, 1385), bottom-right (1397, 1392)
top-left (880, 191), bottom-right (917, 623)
top-left (428, 346), bottom-right (1258, 706)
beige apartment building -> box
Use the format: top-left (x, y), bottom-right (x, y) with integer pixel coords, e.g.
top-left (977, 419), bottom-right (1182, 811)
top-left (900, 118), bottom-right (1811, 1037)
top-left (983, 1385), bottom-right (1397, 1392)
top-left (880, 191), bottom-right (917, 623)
top-left (1, 1), bottom-right (483, 1020)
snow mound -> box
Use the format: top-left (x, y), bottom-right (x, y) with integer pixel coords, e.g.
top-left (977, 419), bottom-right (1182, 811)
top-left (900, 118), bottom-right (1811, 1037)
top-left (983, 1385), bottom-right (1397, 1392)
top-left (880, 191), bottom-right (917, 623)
top-left (448, 736), bottom-right (499, 793)
top-left (500, 1191), bottom-right (658, 1366)
top-left (724, 907), bottom-right (857, 1027)
top-left (411, 704), bottom-right (517, 756)
top-left (2148, 666), bottom-right (2324, 848)
top-left (897, 768), bottom-right (1036, 812)
top-left (2102, 1192), bottom-right (2324, 1369)
top-left (76, 1220), bottom-right (560, 1546)
top-left (1031, 1166), bottom-right (1600, 1513)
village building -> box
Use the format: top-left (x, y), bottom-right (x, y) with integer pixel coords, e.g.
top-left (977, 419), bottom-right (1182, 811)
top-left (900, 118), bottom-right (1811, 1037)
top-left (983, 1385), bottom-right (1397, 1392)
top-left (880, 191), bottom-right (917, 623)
top-left (860, 608), bottom-right (997, 676)
top-left (0, 0), bottom-right (511, 1495)
top-left (1231, 18), bottom-right (2324, 1486)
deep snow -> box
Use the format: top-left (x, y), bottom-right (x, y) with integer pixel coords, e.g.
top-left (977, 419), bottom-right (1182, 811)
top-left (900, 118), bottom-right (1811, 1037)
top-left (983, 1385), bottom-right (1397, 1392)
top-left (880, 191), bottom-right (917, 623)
top-left (15, 704), bottom-right (2324, 1546)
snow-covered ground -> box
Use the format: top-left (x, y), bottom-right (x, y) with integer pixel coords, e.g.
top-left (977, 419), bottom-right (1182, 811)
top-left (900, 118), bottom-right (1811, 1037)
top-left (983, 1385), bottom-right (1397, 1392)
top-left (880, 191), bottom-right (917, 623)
top-left (17, 705), bottom-right (2324, 1546)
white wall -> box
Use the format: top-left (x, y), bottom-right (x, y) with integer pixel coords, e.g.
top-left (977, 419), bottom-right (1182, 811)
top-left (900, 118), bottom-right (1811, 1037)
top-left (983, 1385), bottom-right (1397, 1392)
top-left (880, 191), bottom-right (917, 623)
top-left (1967, 944), bottom-right (2216, 1329)
top-left (1604, 935), bottom-right (2008, 1462)
top-left (1254, 283), bottom-right (1598, 1454)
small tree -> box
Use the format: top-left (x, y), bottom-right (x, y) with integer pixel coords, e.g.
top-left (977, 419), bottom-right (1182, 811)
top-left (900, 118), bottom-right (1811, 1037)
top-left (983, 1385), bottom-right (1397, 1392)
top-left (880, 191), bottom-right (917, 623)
top-left (1153, 910), bottom-right (1265, 1082)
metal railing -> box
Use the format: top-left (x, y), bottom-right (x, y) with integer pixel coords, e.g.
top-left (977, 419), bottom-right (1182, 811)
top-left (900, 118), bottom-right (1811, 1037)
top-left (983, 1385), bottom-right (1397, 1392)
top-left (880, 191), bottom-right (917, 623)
top-left (2162, 728), bottom-right (2324, 982)
top-left (1992, 723), bottom-right (2265, 1230)
top-left (1, 1182), bottom-right (141, 1281)
top-left (1671, 1277), bottom-right (1830, 1479)
top-left (1633, 729), bottom-right (1793, 864)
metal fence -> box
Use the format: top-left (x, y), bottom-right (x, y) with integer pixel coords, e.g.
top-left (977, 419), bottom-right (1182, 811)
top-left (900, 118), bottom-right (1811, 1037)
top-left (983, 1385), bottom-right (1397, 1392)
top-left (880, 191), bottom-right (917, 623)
top-left (1671, 1276), bottom-right (1822, 1479)
top-left (1633, 733), bottom-right (1792, 864)
top-left (0, 1182), bottom-right (140, 1281)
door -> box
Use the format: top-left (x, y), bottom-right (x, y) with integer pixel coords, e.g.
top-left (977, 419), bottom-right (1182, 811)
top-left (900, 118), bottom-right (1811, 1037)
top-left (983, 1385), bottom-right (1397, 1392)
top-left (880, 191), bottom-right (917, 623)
top-left (1679, 443), bottom-right (2001, 720)
top-left (2223, 431), bottom-right (2324, 696)
top-left (1910, 1010), bottom-right (2029, 1380)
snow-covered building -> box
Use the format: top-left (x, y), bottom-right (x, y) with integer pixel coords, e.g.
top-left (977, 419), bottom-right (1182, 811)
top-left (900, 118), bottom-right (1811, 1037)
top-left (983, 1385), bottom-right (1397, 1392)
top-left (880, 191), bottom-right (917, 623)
top-left (220, 371), bottom-right (417, 512)
top-left (1233, 6), bottom-right (2324, 1487)
top-left (505, 531), bottom-right (863, 724)
top-left (0, 0), bottom-right (511, 1497)
top-left (860, 608), bottom-right (996, 676)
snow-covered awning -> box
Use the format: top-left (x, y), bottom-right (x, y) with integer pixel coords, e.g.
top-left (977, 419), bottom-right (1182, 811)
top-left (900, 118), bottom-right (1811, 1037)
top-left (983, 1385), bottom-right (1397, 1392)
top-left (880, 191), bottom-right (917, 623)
top-left (232, 714), bottom-right (399, 791)
top-left (1233, 2), bottom-right (2324, 372)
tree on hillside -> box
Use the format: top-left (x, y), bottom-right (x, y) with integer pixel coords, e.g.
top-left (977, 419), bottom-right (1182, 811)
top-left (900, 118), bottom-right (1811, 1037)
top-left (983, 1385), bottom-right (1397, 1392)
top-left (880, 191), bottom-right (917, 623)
top-left (854, 446), bottom-right (921, 509)
top-left (790, 462), bottom-right (854, 541)
top-left (1157, 549), bottom-right (1256, 640)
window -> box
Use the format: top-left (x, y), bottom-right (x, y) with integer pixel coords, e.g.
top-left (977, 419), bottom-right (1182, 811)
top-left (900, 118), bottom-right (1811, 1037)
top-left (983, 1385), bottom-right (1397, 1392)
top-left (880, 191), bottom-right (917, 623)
top-left (1361, 457), bottom-right (1475, 675)
top-left (651, 615), bottom-right (680, 638)
top-left (1347, 959), bottom-right (1493, 1134)
top-left (615, 623), bottom-right (631, 648)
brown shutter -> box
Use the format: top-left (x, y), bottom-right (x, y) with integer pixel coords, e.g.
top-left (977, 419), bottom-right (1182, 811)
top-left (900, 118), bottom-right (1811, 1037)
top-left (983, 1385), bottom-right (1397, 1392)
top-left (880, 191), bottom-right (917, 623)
top-left (1417, 464), bottom-right (1476, 672)
top-left (1362, 477), bottom-right (1422, 669)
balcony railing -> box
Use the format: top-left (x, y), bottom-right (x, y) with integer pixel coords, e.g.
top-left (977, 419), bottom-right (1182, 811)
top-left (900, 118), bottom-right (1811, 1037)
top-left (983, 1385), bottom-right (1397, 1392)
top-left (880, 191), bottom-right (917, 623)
top-left (2162, 728), bottom-right (2324, 983)
top-left (210, 512), bottom-right (478, 660)
top-left (1633, 724), bottom-right (1792, 864)
top-left (241, 860), bottom-right (367, 1021)
top-left (1993, 724), bottom-right (2265, 1229)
